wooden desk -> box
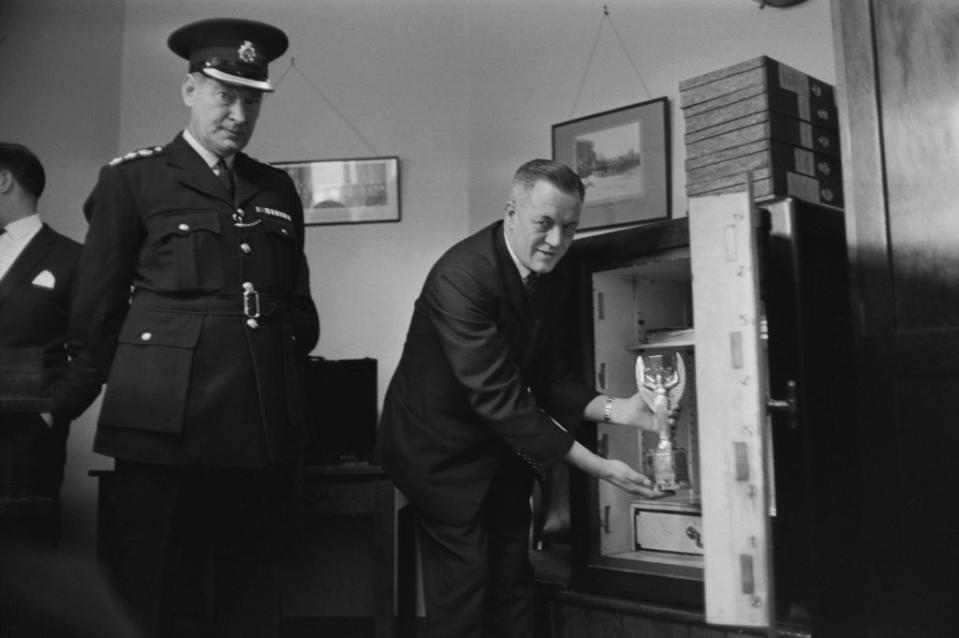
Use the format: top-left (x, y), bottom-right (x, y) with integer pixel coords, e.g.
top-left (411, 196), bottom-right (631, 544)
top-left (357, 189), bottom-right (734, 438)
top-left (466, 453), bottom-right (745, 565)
top-left (282, 464), bottom-right (395, 638)
top-left (91, 464), bottom-right (395, 638)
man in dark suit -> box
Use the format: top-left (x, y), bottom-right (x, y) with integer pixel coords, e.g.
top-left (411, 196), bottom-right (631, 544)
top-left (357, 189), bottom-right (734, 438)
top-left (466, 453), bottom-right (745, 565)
top-left (0, 143), bottom-right (84, 546)
top-left (377, 159), bottom-right (665, 638)
top-left (52, 19), bottom-right (319, 638)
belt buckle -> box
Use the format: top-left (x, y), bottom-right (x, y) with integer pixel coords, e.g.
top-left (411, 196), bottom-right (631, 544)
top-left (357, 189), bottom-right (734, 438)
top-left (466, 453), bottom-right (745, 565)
top-left (242, 282), bottom-right (260, 329)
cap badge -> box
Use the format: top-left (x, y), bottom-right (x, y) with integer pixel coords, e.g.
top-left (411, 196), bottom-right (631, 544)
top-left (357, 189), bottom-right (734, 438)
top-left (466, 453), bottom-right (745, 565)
top-left (238, 41), bottom-right (257, 63)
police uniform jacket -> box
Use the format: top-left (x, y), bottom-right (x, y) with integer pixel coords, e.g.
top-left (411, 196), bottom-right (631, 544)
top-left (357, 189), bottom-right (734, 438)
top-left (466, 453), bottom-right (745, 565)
top-left (376, 221), bottom-right (597, 524)
top-left (55, 133), bottom-right (319, 467)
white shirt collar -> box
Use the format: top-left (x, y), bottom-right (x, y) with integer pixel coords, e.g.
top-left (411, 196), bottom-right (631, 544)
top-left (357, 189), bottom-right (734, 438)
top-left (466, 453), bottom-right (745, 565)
top-left (0, 214), bottom-right (43, 282)
top-left (182, 129), bottom-right (233, 170)
top-left (503, 225), bottom-right (531, 280)
top-left (2, 213), bottom-right (41, 240)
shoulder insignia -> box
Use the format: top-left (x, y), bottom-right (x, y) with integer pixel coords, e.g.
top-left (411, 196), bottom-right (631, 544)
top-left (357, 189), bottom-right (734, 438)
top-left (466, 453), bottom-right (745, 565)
top-left (109, 145), bottom-right (165, 166)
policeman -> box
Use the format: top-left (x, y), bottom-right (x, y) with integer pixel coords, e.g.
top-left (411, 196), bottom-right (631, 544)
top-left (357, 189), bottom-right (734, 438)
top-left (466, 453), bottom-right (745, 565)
top-left (53, 18), bottom-right (319, 638)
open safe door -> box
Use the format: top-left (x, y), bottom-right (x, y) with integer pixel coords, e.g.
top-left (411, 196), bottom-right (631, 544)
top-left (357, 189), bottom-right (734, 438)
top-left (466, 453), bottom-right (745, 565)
top-left (565, 191), bottom-right (854, 636)
top-left (689, 189), bottom-right (774, 629)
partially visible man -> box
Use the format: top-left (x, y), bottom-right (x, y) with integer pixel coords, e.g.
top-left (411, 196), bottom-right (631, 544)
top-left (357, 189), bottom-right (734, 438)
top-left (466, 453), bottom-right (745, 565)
top-left (52, 18), bottom-right (319, 638)
top-left (0, 143), bottom-right (83, 546)
top-left (377, 159), bottom-right (665, 638)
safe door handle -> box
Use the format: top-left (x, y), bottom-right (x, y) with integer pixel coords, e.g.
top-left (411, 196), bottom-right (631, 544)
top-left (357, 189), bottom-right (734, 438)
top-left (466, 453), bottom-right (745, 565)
top-left (766, 379), bottom-right (797, 429)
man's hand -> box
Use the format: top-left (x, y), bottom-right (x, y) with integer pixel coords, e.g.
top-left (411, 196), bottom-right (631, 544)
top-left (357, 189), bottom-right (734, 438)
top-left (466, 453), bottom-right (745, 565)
top-left (600, 458), bottom-right (667, 499)
top-left (609, 392), bottom-right (679, 433)
top-left (616, 392), bottom-right (657, 431)
top-left (564, 441), bottom-right (667, 499)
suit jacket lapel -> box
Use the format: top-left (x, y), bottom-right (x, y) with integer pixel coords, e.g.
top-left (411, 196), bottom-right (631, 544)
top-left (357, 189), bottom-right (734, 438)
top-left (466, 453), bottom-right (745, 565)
top-left (494, 225), bottom-right (527, 320)
top-left (492, 224), bottom-right (547, 373)
top-left (166, 134), bottom-right (232, 205)
top-left (0, 225), bottom-right (56, 307)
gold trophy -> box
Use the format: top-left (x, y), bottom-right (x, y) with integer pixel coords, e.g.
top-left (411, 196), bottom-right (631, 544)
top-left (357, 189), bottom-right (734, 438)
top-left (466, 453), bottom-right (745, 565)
top-left (636, 353), bottom-right (688, 492)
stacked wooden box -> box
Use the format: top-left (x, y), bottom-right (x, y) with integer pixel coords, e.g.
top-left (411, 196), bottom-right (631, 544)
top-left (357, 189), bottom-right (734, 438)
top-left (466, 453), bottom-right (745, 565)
top-left (680, 56), bottom-right (843, 208)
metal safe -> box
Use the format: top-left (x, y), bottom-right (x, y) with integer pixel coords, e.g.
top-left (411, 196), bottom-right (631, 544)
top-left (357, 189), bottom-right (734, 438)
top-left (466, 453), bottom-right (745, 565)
top-left (564, 191), bottom-right (860, 635)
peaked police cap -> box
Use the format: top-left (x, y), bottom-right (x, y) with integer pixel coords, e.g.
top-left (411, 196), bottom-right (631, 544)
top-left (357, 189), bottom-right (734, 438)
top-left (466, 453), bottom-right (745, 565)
top-left (168, 18), bottom-right (288, 93)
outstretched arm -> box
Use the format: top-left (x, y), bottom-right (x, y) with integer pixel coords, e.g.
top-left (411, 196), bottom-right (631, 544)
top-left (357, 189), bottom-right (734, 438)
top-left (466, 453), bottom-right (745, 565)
top-left (563, 440), bottom-right (664, 498)
top-left (582, 392), bottom-right (675, 432)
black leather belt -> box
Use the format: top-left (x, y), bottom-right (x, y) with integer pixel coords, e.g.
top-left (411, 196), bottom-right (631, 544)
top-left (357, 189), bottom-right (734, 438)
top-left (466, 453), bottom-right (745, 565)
top-left (131, 287), bottom-right (287, 328)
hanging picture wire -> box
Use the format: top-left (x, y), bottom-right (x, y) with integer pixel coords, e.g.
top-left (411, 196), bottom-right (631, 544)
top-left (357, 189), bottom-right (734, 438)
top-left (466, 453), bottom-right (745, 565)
top-left (273, 57), bottom-right (380, 157)
top-left (271, 59), bottom-right (400, 226)
top-left (568, 5), bottom-right (652, 119)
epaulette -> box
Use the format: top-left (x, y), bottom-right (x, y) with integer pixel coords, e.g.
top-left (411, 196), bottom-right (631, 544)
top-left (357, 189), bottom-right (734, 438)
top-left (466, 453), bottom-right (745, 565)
top-left (108, 145), bottom-right (165, 166)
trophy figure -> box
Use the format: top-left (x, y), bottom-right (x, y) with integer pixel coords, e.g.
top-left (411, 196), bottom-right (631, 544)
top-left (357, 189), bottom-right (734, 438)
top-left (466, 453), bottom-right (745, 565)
top-left (637, 352), bottom-right (688, 492)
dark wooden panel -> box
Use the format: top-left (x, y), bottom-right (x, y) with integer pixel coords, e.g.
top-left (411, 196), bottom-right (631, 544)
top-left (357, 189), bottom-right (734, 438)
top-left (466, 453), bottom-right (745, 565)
top-left (832, 0), bottom-right (959, 635)
top-left (620, 613), bottom-right (659, 636)
top-left (550, 599), bottom-right (589, 638)
top-left (586, 606), bottom-right (624, 637)
top-left (546, 590), bottom-right (810, 638)
top-left (689, 626), bottom-right (724, 638)
top-left (875, 0), bottom-right (959, 332)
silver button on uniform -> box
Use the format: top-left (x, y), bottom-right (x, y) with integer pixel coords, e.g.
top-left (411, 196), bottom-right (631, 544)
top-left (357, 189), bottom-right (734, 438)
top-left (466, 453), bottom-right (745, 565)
top-left (240, 243), bottom-right (252, 254)
top-left (178, 223), bottom-right (189, 232)
top-left (141, 332), bottom-right (152, 341)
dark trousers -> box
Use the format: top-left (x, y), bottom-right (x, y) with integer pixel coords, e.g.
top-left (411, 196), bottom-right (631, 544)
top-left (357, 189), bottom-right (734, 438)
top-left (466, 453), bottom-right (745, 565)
top-left (0, 413), bottom-right (67, 547)
top-left (105, 460), bottom-right (298, 638)
top-left (415, 456), bottom-right (537, 638)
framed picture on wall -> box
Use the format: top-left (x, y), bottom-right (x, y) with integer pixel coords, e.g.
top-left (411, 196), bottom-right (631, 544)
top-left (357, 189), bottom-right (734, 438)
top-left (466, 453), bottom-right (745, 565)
top-left (552, 97), bottom-right (670, 231)
top-left (272, 156), bottom-right (401, 226)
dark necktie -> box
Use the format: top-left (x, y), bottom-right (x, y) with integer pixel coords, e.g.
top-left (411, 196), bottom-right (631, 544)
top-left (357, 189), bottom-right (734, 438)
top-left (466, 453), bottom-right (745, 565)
top-left (214, 158), bottom-right (234, 199)
top-left (523, 272), bottom-right (538, 299)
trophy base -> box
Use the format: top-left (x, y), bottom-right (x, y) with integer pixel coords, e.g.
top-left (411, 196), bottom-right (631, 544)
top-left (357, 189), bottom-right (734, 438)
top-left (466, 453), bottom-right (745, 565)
top-left (646, 448), bottom-right (690, 493)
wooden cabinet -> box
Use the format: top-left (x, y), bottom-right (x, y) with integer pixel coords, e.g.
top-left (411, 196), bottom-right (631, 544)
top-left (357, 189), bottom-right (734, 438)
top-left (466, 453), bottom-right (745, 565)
top-left (281, 464), bottom-right (395, 638)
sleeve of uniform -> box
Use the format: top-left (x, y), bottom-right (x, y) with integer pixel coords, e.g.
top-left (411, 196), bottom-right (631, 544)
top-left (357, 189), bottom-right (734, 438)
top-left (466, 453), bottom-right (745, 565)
top-left (423, 261), bottom-right (580, 466)
top-left (280, 169), bottom-right (319, 356)
top-left (51, 164), bottom-right (143, 420)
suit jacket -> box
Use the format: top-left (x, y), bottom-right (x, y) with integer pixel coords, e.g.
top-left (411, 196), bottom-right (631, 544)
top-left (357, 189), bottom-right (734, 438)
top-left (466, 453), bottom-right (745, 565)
top-left (376, 221), bottom-right (596, 524)
top-left (0, 224), bottom-right (83, 409)
top-left (0, 224), bottom-right (82, 499)
top-left (55, 134), bottom-right (320, 467)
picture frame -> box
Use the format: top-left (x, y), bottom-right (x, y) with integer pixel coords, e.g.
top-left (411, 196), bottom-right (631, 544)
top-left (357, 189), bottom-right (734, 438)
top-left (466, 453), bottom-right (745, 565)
top-left (272, 156), bottom-right (400, 226)
top-left (552, 97), bottom-right (670, 231)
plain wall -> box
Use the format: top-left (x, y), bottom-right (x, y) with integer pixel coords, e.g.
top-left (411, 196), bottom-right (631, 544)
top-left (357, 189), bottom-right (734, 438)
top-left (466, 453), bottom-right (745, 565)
top-left (464, 0), bottom-right (837, 231)
top-left (0, 0), bottom-right (125, 553)
top-left (1, 0), bottom-right (835, 554)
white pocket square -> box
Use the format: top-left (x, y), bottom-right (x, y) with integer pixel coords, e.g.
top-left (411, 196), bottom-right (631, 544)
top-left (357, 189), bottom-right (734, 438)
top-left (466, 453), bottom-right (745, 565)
top-left (31, 270), bottom-right (55, 289)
